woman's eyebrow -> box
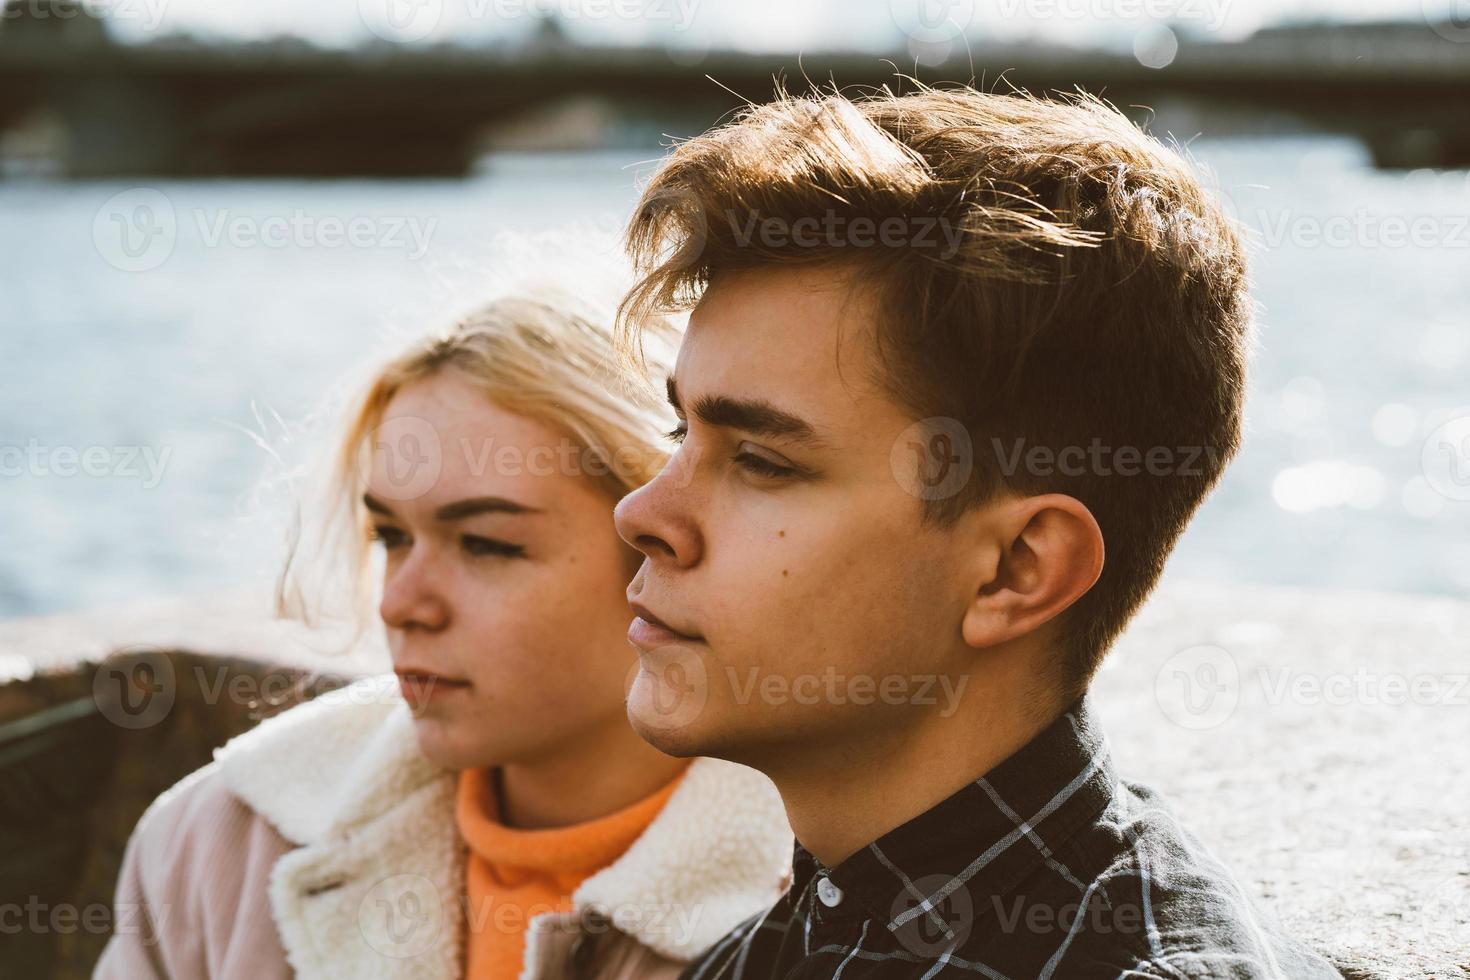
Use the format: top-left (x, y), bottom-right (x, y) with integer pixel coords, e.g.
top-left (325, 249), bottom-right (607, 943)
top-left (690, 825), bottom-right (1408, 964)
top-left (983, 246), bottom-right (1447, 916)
top-left (362, 493), bottom-right (545, 520)
top-left (363, 493), bottom-right (396, 517)
top-left (434, 496), bottom-right (545, 520)
top-left (666, 375), bottom-right (829, 450)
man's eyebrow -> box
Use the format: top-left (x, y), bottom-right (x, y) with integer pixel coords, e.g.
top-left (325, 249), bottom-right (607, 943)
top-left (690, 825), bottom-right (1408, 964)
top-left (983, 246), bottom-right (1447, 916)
top-left (666, 375), bottom-right (828, 449)
top-left (362, 493), bottom-right (544, 520)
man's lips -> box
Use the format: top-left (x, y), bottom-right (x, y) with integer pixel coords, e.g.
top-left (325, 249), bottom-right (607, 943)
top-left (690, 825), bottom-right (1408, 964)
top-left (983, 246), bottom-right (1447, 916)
top-left (628, 600), bottom-right (703, 647)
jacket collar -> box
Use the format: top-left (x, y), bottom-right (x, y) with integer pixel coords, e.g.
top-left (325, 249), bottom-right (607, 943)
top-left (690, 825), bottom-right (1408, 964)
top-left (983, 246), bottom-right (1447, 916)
top-left (216, 673), bottom-right (439, 845)
top-left (214, 673), bottom-right (794, 968)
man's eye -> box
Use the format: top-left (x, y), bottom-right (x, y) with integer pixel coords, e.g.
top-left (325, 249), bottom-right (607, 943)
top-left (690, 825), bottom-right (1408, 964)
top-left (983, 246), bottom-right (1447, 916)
top-left (370, 525), bottom-right (408, 549)
top-left (734, 449), bottom-right (796, 479)
top-left (462, 535), bottom-right (526, 559)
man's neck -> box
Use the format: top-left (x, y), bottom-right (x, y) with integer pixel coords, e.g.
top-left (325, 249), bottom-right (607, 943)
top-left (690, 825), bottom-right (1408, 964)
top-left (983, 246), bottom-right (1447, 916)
top-left (764, 669), bottom-right (1063, 869)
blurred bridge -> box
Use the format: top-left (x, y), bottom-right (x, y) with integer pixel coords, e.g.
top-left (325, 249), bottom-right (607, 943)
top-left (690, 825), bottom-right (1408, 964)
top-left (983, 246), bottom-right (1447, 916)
top-left (2, 3), bottom-right (1469, 177)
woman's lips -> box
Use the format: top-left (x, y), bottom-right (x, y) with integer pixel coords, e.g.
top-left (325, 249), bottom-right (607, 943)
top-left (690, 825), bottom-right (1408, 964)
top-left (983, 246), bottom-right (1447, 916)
top-left (394, 670), bottom-right (470, 708)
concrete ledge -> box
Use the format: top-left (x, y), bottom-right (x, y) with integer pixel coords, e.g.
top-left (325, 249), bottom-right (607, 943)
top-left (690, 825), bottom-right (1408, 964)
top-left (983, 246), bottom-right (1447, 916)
top-left (1092, 580), bottom-right (1469, 979)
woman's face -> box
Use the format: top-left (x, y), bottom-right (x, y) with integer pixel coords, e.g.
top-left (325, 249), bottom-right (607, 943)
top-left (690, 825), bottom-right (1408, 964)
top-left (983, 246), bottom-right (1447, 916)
top-left (364, 370), bottom-right (644, 770)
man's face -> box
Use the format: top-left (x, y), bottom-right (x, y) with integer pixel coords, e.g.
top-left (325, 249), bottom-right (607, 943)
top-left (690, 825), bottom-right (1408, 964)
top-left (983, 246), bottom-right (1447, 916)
top-left (614, 265), bottom-right (981, 767)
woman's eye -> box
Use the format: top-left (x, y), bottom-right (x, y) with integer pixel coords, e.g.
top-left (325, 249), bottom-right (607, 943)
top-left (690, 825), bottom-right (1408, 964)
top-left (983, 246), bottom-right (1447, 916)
top-left (734, 449), bottom-right (796, 479)
top-left (462, 535), bottom-right (526, 559)
top-left (370, 525), bottom-right (408, 549)
top-left (664, 422), bottom-right (687, 445)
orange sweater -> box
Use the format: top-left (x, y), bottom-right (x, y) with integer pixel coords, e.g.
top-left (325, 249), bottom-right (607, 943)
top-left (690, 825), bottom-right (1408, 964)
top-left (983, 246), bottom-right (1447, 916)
top-left (455, 765), bottom-right (687, 980)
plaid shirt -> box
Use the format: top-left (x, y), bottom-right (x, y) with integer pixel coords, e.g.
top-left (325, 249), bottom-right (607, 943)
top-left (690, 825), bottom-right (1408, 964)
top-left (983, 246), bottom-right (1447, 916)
top-left (681, 697), bottom-right (1341, 980)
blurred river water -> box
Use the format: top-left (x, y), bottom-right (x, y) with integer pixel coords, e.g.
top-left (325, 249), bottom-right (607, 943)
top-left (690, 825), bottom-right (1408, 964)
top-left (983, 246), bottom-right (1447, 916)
top-left (2, 138), bottom-right (1469, 618)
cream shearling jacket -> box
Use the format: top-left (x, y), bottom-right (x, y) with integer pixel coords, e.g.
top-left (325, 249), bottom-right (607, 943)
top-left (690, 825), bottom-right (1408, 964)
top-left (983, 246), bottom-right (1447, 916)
top-left (94, 674), bottom-right (794, 980)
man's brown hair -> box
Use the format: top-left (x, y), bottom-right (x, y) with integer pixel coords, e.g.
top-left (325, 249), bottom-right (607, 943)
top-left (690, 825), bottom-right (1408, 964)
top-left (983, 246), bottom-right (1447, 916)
top-left (618, 85), bottom-right (1252, 694)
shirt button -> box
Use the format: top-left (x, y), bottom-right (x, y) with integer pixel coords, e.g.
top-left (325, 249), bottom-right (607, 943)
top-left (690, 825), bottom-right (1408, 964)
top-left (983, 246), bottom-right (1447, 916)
top-left (816, 875), bottom-right (844, 908)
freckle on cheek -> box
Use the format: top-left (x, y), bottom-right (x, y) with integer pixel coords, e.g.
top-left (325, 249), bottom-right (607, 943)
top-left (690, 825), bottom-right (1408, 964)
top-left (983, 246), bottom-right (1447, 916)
top-left (782, 569), bottom-right (789, 577)
top-left (778, 530), bottom-right (786, 538)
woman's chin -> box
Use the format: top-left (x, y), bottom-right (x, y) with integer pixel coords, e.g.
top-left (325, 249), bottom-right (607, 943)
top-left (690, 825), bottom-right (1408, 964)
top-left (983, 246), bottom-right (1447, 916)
top-left (410, 717), bottom-right (498, 771)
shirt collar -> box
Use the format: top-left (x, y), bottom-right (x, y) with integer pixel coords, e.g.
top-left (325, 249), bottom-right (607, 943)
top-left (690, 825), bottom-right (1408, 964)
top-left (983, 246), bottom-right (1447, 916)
top-left (791, 694), bottom-right (1118, 950)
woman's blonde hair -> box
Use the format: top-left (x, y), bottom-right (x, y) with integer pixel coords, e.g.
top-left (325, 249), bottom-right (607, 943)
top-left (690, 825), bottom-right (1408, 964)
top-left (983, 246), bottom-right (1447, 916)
top-left (276, 277), bottom-right (681, 649)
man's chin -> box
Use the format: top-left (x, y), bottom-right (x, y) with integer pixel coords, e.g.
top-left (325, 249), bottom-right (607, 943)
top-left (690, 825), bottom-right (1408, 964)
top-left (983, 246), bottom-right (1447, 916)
top-left (624, 690), bottom-right (714, 759)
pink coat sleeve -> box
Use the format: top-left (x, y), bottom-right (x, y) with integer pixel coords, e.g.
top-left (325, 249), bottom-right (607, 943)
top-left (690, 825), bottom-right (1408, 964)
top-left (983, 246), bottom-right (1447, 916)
top-left (93, 762), bottom-right (296, 980)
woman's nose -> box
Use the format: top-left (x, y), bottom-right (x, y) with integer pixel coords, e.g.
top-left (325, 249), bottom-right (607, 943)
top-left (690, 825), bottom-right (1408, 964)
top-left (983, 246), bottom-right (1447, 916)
top-left (379, 549), bottom-right (450, 632)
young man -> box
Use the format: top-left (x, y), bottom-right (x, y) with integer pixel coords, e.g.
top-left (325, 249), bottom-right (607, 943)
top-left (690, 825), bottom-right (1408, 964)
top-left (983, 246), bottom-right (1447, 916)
top-left (612, 89), bottom-right (1341, 979)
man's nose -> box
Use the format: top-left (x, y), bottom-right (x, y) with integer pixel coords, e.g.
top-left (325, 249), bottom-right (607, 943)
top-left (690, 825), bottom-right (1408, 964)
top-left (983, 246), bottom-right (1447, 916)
top-left (614, 467), bottom-right (703, 569)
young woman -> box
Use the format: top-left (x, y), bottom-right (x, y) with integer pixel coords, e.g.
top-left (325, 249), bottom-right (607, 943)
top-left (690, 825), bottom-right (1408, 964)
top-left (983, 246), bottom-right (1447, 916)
top-left (95, 281), bottom-right (793, 980)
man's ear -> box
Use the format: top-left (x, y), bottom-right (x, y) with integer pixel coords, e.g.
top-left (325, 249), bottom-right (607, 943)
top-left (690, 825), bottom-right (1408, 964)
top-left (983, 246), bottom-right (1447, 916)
top-left (960, 494), bottom-right (1104, 650)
